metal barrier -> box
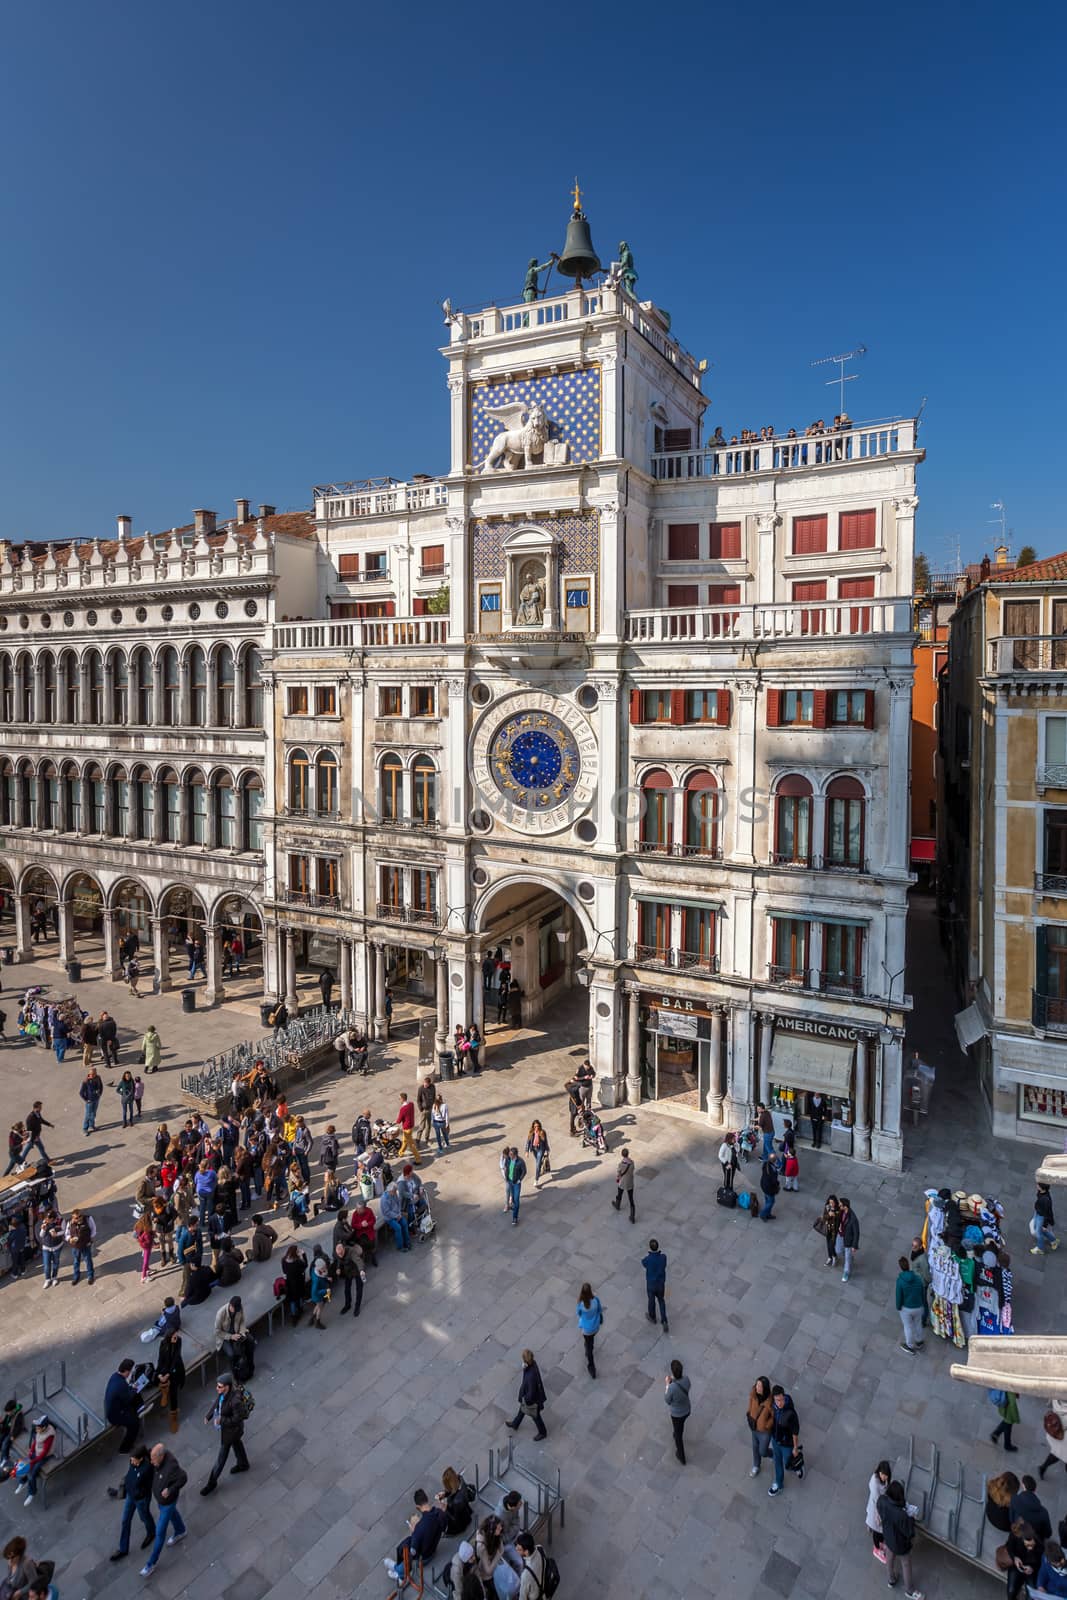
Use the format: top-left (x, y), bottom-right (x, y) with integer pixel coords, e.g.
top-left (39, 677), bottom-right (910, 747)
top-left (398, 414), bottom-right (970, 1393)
top-left (895, 1435), bottom-right (999, 1577)
top-left (428, 1438), bottom-right (564, 1599)
top-left (180, 1005), bottom-right (359, 1102)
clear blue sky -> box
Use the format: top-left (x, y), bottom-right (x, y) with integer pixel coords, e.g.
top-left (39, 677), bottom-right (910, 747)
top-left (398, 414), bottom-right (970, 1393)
top-left (2, 0), bottom-right (1063, 566)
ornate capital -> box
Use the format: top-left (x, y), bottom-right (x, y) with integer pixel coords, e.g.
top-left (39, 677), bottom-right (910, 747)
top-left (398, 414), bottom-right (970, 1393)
top-left (445, 514), bottom-right (465, 535)
top-left (893, 495), bottom-right (919, 516)
top-left (588, 675), bottom-right (619, 702)
top-left (445, 676), bottom-right (466, 698)
top-left (592, 497), bottom-right (621, 517)
top-left (756, 512), bottom-right (780, 535)
top-left (446, 375), bottom-right (464, 396)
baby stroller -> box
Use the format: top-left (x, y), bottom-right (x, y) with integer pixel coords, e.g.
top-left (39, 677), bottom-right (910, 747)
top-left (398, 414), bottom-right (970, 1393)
top-left (580, 1107), bottom-right (608, 1155)
top-left (371, 1120), bottom-right (402, 1159)
top-left (737, 1124), bottom-right (760, 1162)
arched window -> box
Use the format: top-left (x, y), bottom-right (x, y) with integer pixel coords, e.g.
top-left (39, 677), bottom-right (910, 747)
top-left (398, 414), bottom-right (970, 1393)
top-left (112, 765), bottom-right (130, 837)
top-left (824, 776), bottom-right (866, 869)
top-left (315, 751), bottom-right (338, 816)
top-left (132, 648), bottom-right (152, 724)
top-left (40, 762), bottom-right (58, 829)
top-left (19, 761), bottom-right (35, 828)
top-left (216, 646), bottom-right (235, 726)
top-left (216, 772), bottom-right (236, 848)
top-left (16, 655), bottom-right (32, 721)
top-left (289, 749), bottom-right (310, 812)
top-left (160, 647), bottom-right (179, 725)
top-left (773, 775), bottom-right (813, 865)
top-left (380, 752), bottom-right (403, 821)
top-left (684, 772), bottom-right (720, 857)
top-left (0, 760), bottom-right (14, 826)
top-left (40, 653), bottom-right (56, 722)
top-left (188, 647), bottom-right (207, 726)
top-left (84, 764), bottom-right (105, 833)
top-left (111, 651), bottom-right (129, 723)
top-left (160, 768), bottom-right (179, 843)
top-left (62, 762), bottom-right (81, 832)
top-left (59, 651), bottom-right (79, 723)
top-left (133, 766), bottom-right (153, 839)
top-left (86, 649), bottom-right (104, 724)
top-left (242, 775), bottom-right (264, 851)
top-left (639, 769), bottom-right (673, 851)
top-left (244, 647), bottom-right (263, 727)
top-left (0, 657), bottom-right (12, 723)
top-left (188, 769), bottom-right (207, 844)
top-left (412, 757), bottom-right (437, 824)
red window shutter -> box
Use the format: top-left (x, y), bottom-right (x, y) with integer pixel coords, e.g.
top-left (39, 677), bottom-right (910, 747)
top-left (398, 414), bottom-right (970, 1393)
top-left (629, 689), bottom-right (642, 724)
top-left (792, 515), bottom-right (827, 555)
top-left (792, 580), bottom-right (828, 601)
top-left (667, 584), bottom-right (699, 607)
top-left (708, 522), bottom-right (742, 559)
top-left (812, 690), bottom-right (828, 728)
top-left (667, 523), bottom-right (699, 561)
top-left (838, 577), bottom-right (875, 598)
top-left (839, 509), bottom-right (876, 550)
top-left (670, 689), bottom-right (686, 725)
top-left (663, 427), bottom-right (692, 451)
top-left (864, 690), bottom-right (875, 729)
top-left (707, 584), bottom-right (742, 605)
top-left (338, 553), bottom-right (360, 577)
top-left (716, 689), bottom-right (731, 725)
top-left (767, 688), bottom-right (782, 727)
top-left (413, 597), bottom-right (429, 616)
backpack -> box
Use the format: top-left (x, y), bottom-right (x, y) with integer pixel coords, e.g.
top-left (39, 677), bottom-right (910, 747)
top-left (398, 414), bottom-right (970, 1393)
top-left (233, 1385), bottom-right (255, 1421)
top-left (272, 1275), bottom-right (286, 1299)
top-left (524, 1549), bottom-right (560, 1598)
top-left (716, 1185), bottom-right (738, 1209)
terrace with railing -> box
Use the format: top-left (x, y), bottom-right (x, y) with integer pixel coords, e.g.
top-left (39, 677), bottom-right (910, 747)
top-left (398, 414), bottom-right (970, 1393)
top-left (314, 478), bottom-right (449, 520)
top-left (625, 597), bottom-right (912, 644)
top-left (651, 417), bottom-right (917, 482)
top-left (989, 637), bottom-right (1067, 675)
top-left (270, 617), bottom-right (448, 653)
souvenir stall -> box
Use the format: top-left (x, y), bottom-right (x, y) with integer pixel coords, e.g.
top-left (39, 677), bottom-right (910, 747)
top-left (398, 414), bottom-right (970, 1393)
top-left (0, 1167), bottom-right (58, 1275)
top-left (922, 1188), bottom-right (1013, 1349)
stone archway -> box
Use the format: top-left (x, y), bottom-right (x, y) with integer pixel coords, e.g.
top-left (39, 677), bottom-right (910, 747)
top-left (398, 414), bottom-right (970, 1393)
top-left (21, 865), bottom-right (60, 953)
top-left (158, 884), bottom-right (208, 989)
top-left (212, 892), bottom-right (266, 997)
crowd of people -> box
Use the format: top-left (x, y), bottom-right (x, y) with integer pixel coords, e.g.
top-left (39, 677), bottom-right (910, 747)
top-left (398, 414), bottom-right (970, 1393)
top-left (707, 413), bottom-right (855, 449)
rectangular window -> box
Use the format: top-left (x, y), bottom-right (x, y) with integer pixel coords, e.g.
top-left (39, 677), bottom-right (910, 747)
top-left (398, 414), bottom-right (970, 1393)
top-left (69, 778), bottom-right (82, 832)
top-left (839, 509), bottom-right (877, 550)
top-left (411, 686), bottom-right (436, 717)
top-left (660, 427), bottom-right (692, 452)
top-left (379, 686), bottom-right (402, 717)
top-left (640, 691), bottom-right (673, 723)
top-left (839, 575), bottom-right (876, 632)
top-left (1045, 717), bottom-right (1067, 776)
top-left (379, 865), bottom-right (403, 910)
top-left (637, 901), bottom-right (671, 961)
top-left (247, 784), bottom-right (263, 851)
top-left (565, 585), bottom-right (591, 632)
top-left (316, 858), bottom-right (338, 898)
top-left (479, 585), bottom-right (502, 635)
top-left (681, 906), bottom-right (716, 967)
top-left (412, 869), bottom-right (437, 915)
top-left (707, 584), bottom-right (741, 606)
top-left (771, 917), bottom-right (809, 983)
top-left (1045, 811), bottom-right (1067, 878)
top-left (287, 686), bottom-right (309, 715)
top-left (1005, 600), bottom-right (1040, 669)
top-left (218, 784), bottom-right (236, 849)
top-left (708, 522), bottom-right (742, 560)
top-left (420, 544), bottom-right (445, 577)
top-left (289, 854), bottom-right (310, 894)
top-left (337, 553), bottom-right (360, 578)
top-left (365, 551), bottom-right (387, 575)
top-left (822, 922), bottom-right (864, 992)
top-left (314, 686), bottom-right (337, 716)
top-left (828, 690), bottom-right (869, 726)
top-left (780, 690), bottom-right (814, 726)
top-left (685, 690), bottom-right (718, 723)
top-left (793, 578), bottom-right (828, 636)
top-left (667, 523), bottom-right (699, 561)
top-left (89, 778), bottom-right (105, 833)
top-left (1053, 601), bottom-right (1067, 669)
top-left (826, 794), bottom-right (865, 867)
top-left (792, 514), bottom-right (827, 555)
top-left (667, 584), bottom-right (699, 608)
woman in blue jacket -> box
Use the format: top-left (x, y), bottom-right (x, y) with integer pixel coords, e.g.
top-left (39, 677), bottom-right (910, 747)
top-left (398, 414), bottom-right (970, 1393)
top-left (576, 1282), bottom-right (603, 1379)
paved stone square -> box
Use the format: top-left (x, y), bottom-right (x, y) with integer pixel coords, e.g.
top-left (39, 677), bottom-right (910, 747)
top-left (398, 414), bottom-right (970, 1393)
top-left (0, 895), bottom-right (1063, 1599)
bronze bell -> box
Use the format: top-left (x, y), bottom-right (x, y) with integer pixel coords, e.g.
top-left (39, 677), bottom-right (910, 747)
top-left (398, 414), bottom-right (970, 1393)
top-left (556, 186), bottom-right (601, 285)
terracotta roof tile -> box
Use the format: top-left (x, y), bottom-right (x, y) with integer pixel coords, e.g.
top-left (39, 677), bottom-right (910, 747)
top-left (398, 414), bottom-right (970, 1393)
top-left (11, 510), bottom-right (315, 568)
top-left (995, 552), bottom-right (1067, 583)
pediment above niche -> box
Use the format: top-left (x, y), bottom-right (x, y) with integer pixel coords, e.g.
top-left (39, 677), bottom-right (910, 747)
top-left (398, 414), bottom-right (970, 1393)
top-left (499, 524), bottom-right (561, 555)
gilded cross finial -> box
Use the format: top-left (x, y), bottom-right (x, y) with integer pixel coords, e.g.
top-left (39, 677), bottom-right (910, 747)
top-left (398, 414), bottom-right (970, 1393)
top-left (571, 176), bottom-right (582, 213)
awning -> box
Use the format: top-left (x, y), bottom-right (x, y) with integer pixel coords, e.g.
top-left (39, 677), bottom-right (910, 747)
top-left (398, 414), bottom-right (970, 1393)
top-left (955, 1003), bottom-right (987, 1052)
top-left (910, 837), bottom-right (936, 863)
top-left (996, 1061), bottom-right (1067, 1091)
top-left (770, 1031), bottom-right (855, 1096)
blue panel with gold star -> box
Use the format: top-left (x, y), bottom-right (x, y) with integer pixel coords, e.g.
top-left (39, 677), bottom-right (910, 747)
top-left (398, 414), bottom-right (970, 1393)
top-left (470, 367), bottom-right (601, 470)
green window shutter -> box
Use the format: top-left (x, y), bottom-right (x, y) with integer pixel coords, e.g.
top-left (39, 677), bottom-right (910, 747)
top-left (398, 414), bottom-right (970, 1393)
top-left (1036, 925), bottom-right (1049, 993)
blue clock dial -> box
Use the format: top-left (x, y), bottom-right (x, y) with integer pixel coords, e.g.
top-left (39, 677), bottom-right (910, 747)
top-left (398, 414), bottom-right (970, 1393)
top-left (489, 711), bottom-right (581, 811)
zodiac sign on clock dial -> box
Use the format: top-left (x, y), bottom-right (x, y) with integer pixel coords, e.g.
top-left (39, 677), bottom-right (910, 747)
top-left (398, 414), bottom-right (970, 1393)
top-left (489, 711), bottom-right (582, 811)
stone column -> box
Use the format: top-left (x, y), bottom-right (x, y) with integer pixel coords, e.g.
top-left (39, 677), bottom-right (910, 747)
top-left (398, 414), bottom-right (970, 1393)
top-left (178, 656), bottom-right (192, 727)
top-left (152, 917), bottom-right (171, 993)
top-left (758, 1012), bottom-right (773, 1105)
top-left (707, 1007), bottom-right (726, 1124)
top-left (34, 773), bottom-right (47, 830)
top-left (14, 896), bottom-right (31, 963)
top-left (57, 899), bottom-right (74, 967)
top-left (339, 939), bottom-right (352, 1013)
top-left (626, 988), bottom-right (642, 1106)
top-left (871, 1032), bottom-right (904, 1170)
top-left (206, 654), bottom-right (219, 729)
top-left (284, 930), bottom-right (298, 1012)
top-left (152, 778), bottom-right (166, 844)
top-left (79, 655), bottom-right (92, 723)
top-left (203, 924), bottom-right (225, 1006)
top-left (205, 783), bottom-right (219, 850)
top-left (471, 955), bottom-right (485, 1035)
top-left (32, 659), bottom-right (45, 726)
top-left (435, 954), bottom-right (449, 1051)
top-left (232, 652), bottom-right (247, 731)
top-left (373, 943), bottom-right (387, 1040)
top-left (101, 907), bottom-right (119, 979)
top-left (853, 1035), bottom-right (872, 1161)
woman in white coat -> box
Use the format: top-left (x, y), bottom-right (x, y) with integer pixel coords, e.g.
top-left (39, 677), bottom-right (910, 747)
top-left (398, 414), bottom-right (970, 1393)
top-left (1038, 1396), bottom-right (1067, 1478)
top-left (865, 1459), bottom-right (891, 1563)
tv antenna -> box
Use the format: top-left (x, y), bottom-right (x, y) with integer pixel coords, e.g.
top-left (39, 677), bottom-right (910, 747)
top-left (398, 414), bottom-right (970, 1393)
top-left (811, 345), bottom-right (867, 412)
top-left (989, 500), bottom-right (1007, 544)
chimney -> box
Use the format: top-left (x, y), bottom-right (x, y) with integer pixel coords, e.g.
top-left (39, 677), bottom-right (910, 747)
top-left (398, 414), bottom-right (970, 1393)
top-left (116, 514), bottom-right (132, 540)
top-left (994, 543), bottom-right (1009, 567)
top-left (193, 509), bottom-right (217, 536)
top-left (236, 498), bottom-right (250, 524)
top-left (980, 553), bottom-right (991, 580)
top-left (257, 504), bottom-right (275, 519)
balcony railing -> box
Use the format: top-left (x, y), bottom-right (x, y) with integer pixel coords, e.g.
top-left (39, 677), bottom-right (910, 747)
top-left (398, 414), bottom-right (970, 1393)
top-left (1033, 991), bottom-right (1067, 1031)
top-left (1039, 766), bottom-right (1067, 790)
top-left (271, 617), bottom-right (448, 652)
top-left (769, 963), bottom-right (864, 995)
top-left (989, 637), bottom-right (1067, 674)
top-left (283, 889), bottom-right (341, 910)
top-left (651, 418), bottom-right (916, 481)
top-left (1035, 872), bottom-right (1067, 897)
top-left (314, 478), bottom-right (448, 518)
top-left (376, 816), bottom-right (439, 831)
top-left (376, 901), bottom-right (440, 928)
top-left (633, 945), bottom-right (719, 973)
top-left (418, 564), bottom-right (447, 580)
top-left (816, 969), bottom-right (865, 995)
top-left (626, 597), bottom-right (912, 644)
top-left (770, 851), bottom-right (812, 869)
top-left (635, 839), bottom-right (722, 859)
top-left (338, 567), bottom-right (389, 584)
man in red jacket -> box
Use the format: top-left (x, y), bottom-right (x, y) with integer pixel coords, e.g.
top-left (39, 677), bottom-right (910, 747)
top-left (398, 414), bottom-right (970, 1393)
top-left (396, 1095), bottom-right (420, 1165)
top-left (349, 1200), bottom-right (379, 1266)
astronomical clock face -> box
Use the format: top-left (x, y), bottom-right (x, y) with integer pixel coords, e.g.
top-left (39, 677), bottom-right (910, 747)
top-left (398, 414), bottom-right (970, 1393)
top-left (472, 692), bottom-right (598, 835)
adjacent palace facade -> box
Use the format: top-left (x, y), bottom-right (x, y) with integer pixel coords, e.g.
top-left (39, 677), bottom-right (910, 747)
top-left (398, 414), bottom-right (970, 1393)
top-left (0, 257), bottom-right (922, 1168)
